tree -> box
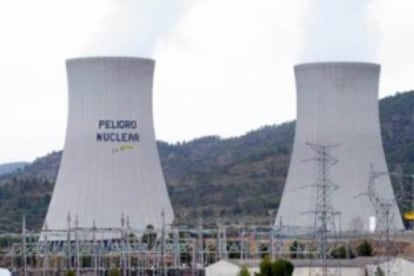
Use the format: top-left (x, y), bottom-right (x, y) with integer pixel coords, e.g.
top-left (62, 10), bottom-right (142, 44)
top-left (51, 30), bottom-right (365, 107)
top-left (357, 240), bottom-right (373, 256)
top-left (289, 240), bottom-right (304, 258)
top-left (271, 259), bottom-right (294, 276)
top-left (81, 255), bottom-right (92, 267)
top-left (258, 255), bottom-right (273, 276)
top-left (141, 224), bottom-right (157, 250)
top-left (375, 266), bottom-right (385, 276)
top-left (109, 268), bottom-right (121, 276)
top-left (238, 265), bottom-right (251, 276)
top-left (330, 245), bottom-right (354, 259)
top-left (65, 270), bottom-right (76, 276)
top-left (257, 257), bottom-right (294, 276)
top-left (258, 244), bottom-right (269, 258)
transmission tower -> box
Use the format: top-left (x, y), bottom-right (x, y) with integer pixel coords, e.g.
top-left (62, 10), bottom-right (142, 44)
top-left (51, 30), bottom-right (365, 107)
top-left (303, 142), bottom-right (341, 276)
top-left (359, 164), bottom-right (413, 275)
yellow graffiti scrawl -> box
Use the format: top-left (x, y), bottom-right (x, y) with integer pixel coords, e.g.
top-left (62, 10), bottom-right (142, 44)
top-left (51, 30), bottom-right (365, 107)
top-left (112, 144), bottom-right (135, 154)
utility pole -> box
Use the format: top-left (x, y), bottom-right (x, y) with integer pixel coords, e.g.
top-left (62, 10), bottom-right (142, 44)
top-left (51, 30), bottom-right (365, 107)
top-left (22, 215), bottom-right (27, 276)
top-left (275, 218), bottom-right (284, 259)
top-left (43, 222), bottom-right (49, 276)
top-left (197, 218), bottom-right (204, 268)
top-left (75, 215), bottom-right (80, 276)
top-left (161, 209), bottom-right (167, 276)
top-left (66, 212), bottom-right (72, 270)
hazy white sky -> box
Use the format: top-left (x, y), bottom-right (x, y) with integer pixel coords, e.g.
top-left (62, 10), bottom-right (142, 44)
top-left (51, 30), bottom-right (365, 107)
top-left (1, 0), bottom-right (414, 163)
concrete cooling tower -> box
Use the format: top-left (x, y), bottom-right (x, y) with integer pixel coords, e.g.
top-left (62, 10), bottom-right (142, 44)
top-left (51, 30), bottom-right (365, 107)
top-left (276, 62), bottom-right (403, 232)
top-left (43, 57), bottom-right (174, 238)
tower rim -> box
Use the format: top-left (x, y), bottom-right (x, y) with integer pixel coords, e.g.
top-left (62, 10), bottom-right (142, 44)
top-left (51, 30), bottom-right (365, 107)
top-left (66, 56), bottom-right (154, 64)
top-left (295, 61), bottom-right (380, 69)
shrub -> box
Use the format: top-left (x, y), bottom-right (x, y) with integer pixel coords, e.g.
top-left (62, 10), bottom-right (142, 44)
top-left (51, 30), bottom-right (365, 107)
top-left (141, 224), bottom-right (157, 250)
top-left (330, 245), bottom-right (354, 259)
top-left (109, 268), bottom-right (121, 276)
top-left (238, 265), bottom-right (251, 276)
top-left (259, 255), bottom-right (272, 276)
top-left (257, 257), bottom-right (294, 276)
top-left (271, 259), bottom-right (294, 276)
top-left (357, 240), bottom-right (373, 256)
top-left (289, 240), bottom-right (304, 258)
top-left (65, 270), bottom-right (76, 276)
top-left (375, 266), bottom-right (385, 276)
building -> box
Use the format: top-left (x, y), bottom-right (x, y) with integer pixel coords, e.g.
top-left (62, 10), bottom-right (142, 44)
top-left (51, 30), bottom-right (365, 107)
top-left (42, 57), bottom-right (174, 239)
top-left (0, 268), bottom-right (11, 276)
top-left (276, 62), bottom-right (403, 231)
top-left (366, 257), bottom-right (414, 276)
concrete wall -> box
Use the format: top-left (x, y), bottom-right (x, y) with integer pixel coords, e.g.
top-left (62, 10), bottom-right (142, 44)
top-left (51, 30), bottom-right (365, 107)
top-left (43, 57), bottom-right (174, 238)
top-left (276, 62), bottom-right (403, 231)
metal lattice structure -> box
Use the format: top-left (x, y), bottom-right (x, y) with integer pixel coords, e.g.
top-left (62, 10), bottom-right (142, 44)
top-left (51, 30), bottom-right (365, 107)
top-left (1, 218), bottom-right (413, 275)
top-left (303, 142), bottom-right (341, 276)
top-left (0, 224), bottom-right (290, 275)
top-left (357, 164), bottom-right (414, 275)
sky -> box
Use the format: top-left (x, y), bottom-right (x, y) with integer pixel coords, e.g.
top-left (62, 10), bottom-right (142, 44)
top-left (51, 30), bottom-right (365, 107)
top-left (1, 0), bottom-right (414, 163)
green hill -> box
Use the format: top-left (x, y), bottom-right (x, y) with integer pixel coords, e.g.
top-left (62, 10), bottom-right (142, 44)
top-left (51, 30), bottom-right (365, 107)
top-left (0, 91), bottom-right (414, 232)
top-left (0, 162), bottom-right (27, 176)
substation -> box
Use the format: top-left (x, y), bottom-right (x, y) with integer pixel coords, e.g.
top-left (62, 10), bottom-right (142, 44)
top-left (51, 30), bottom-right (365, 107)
top-left (3, 219), bottom-right (414, 275)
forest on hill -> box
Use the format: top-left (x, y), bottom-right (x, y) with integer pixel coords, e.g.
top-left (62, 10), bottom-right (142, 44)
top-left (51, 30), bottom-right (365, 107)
top-left (0, 91), bottom-right (414, 232)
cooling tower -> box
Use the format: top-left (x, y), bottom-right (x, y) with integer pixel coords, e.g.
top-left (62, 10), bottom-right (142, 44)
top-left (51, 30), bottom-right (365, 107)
top-left (276, 62), bottom-right (403, 231)
top-left (43, 57), bottom-right (174, 238)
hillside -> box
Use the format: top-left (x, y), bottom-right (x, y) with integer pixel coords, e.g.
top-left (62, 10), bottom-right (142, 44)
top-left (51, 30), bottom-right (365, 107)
top-left (0, 91), bottom-right (414, 232)
top-left (380, 91), bottom-right (414, 171)
top-left (0, 162), bottom-right (27, 176)
top-left (159, 122), bottom-right (294, 224)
